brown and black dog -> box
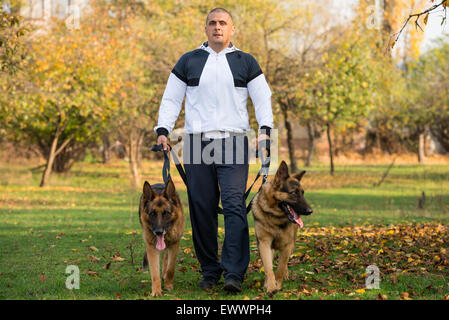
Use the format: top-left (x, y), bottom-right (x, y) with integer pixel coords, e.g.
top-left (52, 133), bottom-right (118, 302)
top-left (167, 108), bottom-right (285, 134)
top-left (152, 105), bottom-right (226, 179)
top-left (139, 178), bottom-right (184, 296)
top-left (251, 160), bottom-right (313, 294)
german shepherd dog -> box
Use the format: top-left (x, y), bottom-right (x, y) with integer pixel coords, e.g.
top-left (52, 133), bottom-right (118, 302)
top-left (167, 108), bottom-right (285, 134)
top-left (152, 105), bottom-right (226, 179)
top-left (139, 178), bottom-right (185, 296)
top-left (251, 160), bottom-right (313, 294)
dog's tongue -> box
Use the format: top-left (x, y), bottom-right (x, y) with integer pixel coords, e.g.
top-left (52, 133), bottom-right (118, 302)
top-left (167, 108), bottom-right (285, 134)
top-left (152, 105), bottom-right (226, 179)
top-left (295, 216), bottom-right (304, 229)
top-left (288, 205), bottom-right (304, 229)
top-left (156, 235), bottom-right (166, 251)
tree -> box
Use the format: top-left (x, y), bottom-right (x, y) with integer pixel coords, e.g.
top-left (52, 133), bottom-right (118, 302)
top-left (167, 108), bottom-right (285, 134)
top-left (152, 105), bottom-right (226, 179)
top-left (95, 0), bottom-right (204, 188)
top-left (0, 1), bottom-right (28, 74)
top-left (408, 35), bottom-right (449, 157)
top-left (304, 27), bottom-right (379, 174)
top-left (1, 15), bottom-right (116, 186)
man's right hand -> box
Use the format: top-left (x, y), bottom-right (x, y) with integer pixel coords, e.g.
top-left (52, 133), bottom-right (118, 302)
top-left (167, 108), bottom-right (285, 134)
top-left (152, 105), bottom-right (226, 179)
top-left (157, 135), bottom-right (169, 151)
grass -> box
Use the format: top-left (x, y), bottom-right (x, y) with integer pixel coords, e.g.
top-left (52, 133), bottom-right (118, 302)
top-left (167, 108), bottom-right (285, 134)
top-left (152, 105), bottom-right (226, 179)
top-left (0, 159), bottom-right (448, 300)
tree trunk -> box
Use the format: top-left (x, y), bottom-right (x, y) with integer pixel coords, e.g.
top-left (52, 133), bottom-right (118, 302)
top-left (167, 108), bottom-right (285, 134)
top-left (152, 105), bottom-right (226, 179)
top-left (281, 103), bottom-right (298, 173)
top-left (326, 123), bottom-right (334, 176)
top-left (418, 131), bottom-right (425, 164)
top-left (40, 133), bottom-right (60, 187)
top-left (128, 128), bottom-right (144, 188)
top-left (102, 133), bottom-right (111, 164)
top-left (305, 122), bottom-right (316, 167)
top-left (40, 132), bottom-right (74, 187)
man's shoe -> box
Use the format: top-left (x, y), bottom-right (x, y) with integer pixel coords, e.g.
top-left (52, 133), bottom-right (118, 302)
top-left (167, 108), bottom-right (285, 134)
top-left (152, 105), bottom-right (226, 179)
top-left (223, 277), bottom-right (242, 293)
top-left (198, 278), bottom-right (218, 290)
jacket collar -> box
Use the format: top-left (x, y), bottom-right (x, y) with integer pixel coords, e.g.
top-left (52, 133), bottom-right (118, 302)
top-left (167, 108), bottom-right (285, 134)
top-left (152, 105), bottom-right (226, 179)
top-left (199, 41), bottom-right (238, 54)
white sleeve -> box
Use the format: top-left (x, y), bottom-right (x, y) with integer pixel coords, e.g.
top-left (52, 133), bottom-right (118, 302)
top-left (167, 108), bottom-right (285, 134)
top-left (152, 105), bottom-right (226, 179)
top-left (248, 73), bottom-right (273, 129)
top-left (153, 72), bottom-right (187, 134)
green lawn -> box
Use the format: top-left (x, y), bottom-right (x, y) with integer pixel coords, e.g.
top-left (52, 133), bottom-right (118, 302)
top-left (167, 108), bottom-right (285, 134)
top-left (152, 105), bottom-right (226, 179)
top-left (0, 159), bottom-right (448, 300)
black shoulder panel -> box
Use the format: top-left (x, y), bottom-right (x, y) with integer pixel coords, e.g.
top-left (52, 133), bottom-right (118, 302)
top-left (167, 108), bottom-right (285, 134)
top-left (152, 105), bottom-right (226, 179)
top-left (225, 51), bottom-right (263, 88)
top-left (171, 49), bottom-right (209, 86)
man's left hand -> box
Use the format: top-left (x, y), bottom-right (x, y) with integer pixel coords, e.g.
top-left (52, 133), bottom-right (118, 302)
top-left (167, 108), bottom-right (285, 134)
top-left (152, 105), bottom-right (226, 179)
top-left (256, 134), bottom-right (271, 159)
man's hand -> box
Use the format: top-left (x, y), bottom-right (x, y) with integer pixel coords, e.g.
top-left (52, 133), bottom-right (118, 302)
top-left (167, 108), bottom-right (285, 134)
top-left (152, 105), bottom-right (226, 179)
top-left (256, 133), bottom-right (271, 159)
top-left (157, 134), bottom-right (169, 151)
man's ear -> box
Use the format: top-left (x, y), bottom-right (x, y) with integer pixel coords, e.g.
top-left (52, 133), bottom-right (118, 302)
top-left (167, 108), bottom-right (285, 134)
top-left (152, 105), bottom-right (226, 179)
top-left (273, 161), bottom-right (289, 187)
top-left (293, 170), bottom-right (306, 182)
top-left (163, 178), bottom-right (177, 203)
top-left (143, 181), bottom-right (155, 201)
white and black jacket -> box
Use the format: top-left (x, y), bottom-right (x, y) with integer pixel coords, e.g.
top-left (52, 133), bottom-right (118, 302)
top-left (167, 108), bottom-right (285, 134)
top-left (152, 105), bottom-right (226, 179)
top-left (154, 41), bottom-right (273, 136)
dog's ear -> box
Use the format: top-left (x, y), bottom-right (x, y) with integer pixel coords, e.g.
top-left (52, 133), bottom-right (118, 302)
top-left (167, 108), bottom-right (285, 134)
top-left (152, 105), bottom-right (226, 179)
top-left (143, 181), bottom-right (155, 201)
top-left (273, 160), bottom-right (289, 187)
top-left (292, 170), bottom-right (306, 182)
top-left (163, 177), bottom-right (177, 202)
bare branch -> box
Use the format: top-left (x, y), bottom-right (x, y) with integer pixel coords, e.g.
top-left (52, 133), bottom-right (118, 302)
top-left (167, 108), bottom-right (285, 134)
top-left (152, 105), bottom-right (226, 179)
top-left (391, 0), bottom-right (447, 49)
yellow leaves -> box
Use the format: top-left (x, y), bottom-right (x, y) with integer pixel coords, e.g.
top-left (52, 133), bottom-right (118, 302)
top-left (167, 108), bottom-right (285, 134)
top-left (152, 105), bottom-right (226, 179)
top-left (400, 292), bottom-right (412, 300)
top-left (125, 230), bottom-right (137, 235)
top-left (88, 246), bottom-right (99, 252)
top-left (113, 256), bottom-right (125, 262)
top-left (355, 288), bottom-right (366, 294)
top-left (423, 13), bottom-right (429, 26)
top-left (72, 249), bottom-right (80, 252)
top-left (377, 248), bottom-right (384, 256)
top-left (183, 247), bottom-right (191, 254)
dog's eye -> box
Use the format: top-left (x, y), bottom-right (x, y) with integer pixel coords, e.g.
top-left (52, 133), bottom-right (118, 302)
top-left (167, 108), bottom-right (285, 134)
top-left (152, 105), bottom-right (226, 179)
top-left (163, 210), bottom-right (170, 217)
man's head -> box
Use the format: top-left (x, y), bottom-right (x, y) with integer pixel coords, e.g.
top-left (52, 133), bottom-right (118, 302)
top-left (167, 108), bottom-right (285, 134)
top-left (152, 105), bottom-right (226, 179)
top-left (205, 8), bottom-right (235, 49)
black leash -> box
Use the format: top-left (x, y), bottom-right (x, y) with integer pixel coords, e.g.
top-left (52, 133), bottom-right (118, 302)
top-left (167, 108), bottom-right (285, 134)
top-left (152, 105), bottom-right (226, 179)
top-left (151, 143), bottom-right (270, 215)
top-left (151, 143), bottom-right (187, 186)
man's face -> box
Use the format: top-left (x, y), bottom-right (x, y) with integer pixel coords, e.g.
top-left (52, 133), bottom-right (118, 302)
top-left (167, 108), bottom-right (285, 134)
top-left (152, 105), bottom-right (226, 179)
top-left (205, 11), bottom-right (235, 47)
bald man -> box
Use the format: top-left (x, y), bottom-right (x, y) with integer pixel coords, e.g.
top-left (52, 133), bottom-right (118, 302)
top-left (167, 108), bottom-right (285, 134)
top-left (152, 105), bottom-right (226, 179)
top-left (154, 8), bottom-right (273, 293)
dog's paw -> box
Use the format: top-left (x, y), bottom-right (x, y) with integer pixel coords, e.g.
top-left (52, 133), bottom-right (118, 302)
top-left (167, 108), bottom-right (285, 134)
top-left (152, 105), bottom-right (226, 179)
top-left (267, 287), bottom-right (279, 296)
top-left (265, 280), bottom-right (279, 295)
top-left (151, 288), bottom-right (162, 297)
top-left (275, 281), bottom-right (282, 291)
top-left (164, 283), bottom-right (174, 291)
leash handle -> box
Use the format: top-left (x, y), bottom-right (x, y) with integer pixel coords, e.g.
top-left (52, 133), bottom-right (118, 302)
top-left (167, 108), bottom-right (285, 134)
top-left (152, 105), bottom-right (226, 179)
top-left (151, 143), bottom-right (172, 185)
top-left (151, 143), bottom-right (188, 187)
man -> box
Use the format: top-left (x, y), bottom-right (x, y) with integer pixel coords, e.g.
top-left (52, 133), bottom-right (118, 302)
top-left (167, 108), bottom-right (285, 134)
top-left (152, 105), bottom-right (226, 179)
top-left (154, 8), bottom-right (273, 293)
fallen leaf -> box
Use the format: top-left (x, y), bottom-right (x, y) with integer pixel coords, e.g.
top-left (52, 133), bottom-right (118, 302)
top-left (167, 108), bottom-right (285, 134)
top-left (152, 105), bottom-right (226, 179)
top-left (400, 292), bottom-right (412, 300)
top-left (113, 256), bottom-right (125, 262)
